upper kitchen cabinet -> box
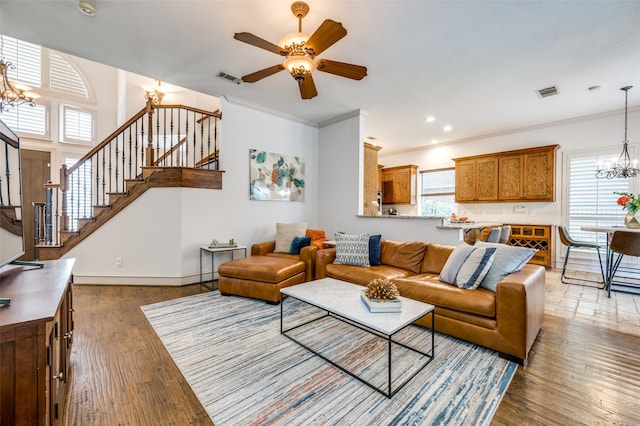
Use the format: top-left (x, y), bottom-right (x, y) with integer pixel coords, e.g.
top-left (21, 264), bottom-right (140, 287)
top-left (455, 145), bottom-right (559, 203)
top-left (455, 157), bottom-right (499, 202)
top-left (381, 165), bottom-right (418, 204)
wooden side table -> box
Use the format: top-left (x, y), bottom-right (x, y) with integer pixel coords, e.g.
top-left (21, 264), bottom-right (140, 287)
top-left (199, 245), bottom-right (247, 290)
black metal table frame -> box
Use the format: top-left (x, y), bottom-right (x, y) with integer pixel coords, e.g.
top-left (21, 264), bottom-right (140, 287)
top-left (280, 293), bottom-right (435, 398)
top-left (199, 246), bottom-right (247, 290)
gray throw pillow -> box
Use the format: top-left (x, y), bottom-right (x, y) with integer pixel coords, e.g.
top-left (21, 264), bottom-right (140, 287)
top-left (334, 233), bottom-right (370, 267)
top-left (439, 243), bottom-right (475, 284)
top-left (474, 241), bottom-right (536, 291)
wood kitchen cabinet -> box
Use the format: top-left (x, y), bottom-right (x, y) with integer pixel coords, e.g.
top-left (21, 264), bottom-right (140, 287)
top-left (455, 157), bottom-right (498, 202)
top-left (381, 165), bottom-right (418, 204)
top-left (0, 258), bottom-right (75, 426)
top-left (455, 144), bottom-right (558, 203)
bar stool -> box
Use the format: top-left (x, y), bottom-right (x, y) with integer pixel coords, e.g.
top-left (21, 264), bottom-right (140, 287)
top-left (607, 230), bottom-right (640, 296)
top-left (558, 226), bottom-right (605, 288)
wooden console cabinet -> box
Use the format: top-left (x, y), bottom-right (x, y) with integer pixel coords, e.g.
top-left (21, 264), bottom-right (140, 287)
top-left (508, 224), bottom-right (553, 268)
top-left (0, 258), bottom-right (75, 426)
top-left (454, 145), bottom-right (558, 203)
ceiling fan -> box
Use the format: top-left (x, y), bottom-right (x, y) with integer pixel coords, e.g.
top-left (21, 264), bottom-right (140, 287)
top-left (234, 1), bottom-right (367, 100)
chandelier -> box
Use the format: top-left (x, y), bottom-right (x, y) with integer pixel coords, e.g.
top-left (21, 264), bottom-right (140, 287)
top-left (596, 86), bottom-right (638, 179)
top-left (144, 80), bottom-right (166, 105)
top-left (0, 36), bottom-right (39, 112)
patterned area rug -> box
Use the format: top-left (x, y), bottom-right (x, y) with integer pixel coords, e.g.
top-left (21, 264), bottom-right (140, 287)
top-left (142, 291), bottom-right (516, 426)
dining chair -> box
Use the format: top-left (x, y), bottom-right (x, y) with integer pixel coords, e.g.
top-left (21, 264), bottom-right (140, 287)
top-left (498, 225), bottom-right (511, 244)
top-left (607, 230), bottom-right (640, 296)
top-left (485, 227), bottom-right (502, 243)
top-left (558, 226), bottom-right (605, 288)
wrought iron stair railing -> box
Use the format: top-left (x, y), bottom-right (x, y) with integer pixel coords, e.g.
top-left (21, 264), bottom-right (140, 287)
top-left (36, 100), bottom-right (221, 251)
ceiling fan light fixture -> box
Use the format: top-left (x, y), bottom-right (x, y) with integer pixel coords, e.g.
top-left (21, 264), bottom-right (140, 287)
top-left (283, 55), bottom-right (314, 82)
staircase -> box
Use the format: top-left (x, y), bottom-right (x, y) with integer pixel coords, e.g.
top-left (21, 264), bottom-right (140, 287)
top-left (35, 100), bottom-right (223, 260)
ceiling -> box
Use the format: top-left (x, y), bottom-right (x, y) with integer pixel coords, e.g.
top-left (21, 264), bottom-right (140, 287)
top-left (1, 1), bottom-right (639, 155)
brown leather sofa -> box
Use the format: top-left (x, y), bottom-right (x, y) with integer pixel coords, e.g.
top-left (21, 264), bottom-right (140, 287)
top-left (315, 240), bottom-right (545, 364)
top-left (218, 241), bottom-right (317, 304)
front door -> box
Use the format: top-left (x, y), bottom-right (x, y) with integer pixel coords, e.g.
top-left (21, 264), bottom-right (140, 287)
top-left (19, 149), bottom-right (51, 260)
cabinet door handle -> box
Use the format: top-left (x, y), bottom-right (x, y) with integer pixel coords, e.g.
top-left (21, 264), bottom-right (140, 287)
top-left (53, 371), bottom-right (64, 381)
top-left (63, 332), bottom-right (73, 340)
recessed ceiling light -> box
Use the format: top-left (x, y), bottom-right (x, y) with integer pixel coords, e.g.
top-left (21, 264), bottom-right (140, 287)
top-left (425, 116), bottom-right (435, 123)
top-left (77, 0), bottom-right (97, 16)
top-left (443, 125), bottom-right (452, 132)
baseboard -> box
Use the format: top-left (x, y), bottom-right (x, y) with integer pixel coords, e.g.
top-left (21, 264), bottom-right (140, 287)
top-left (72, 272), bottom-right (213, 286)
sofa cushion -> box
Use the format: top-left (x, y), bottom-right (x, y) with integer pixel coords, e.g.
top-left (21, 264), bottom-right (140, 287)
top-left (394, 274), bottom-right (496, 318)
top-left (274, 222), bottom-right (307, 253)
top-left (325, 264), bottom-right (413, 286)
top-left (380, 240), bottom-right (427, 274)
top-left (420, 243), bottom-right (455, 274)
top-left (369, 234), bottom-right (382, 266)
top-left (474, 241), bottom-right (536, 291)
top-left (334, 233), bottom-right (370, 267)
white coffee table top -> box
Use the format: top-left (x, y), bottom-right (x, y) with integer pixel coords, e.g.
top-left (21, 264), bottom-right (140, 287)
top-left (281, 278), bottom-right (434, 335)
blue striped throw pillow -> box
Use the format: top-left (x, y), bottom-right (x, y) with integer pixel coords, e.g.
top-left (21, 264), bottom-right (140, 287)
top-left (455, 247), bottom-right (497, 290)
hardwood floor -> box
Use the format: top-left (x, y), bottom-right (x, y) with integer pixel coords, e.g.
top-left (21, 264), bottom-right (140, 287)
top-left (64, 274), bottom-right (640, 425)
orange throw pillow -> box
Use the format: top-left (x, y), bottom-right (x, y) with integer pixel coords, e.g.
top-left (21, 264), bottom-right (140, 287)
top-left (306, 229), bottom-right (329, 249)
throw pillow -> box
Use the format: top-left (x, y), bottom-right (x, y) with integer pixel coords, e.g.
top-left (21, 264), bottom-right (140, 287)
top-left (334, 233), bottom-right (370, 267)
top-left (439, 243), bottom-right (475, 284)
top-left (289, 236), bottom-right (311, 254)
top-left (455, 247), bottom-right (497, 290)
top-left (474, 241), bottom-right (537, 291)
top-left (274, 222), bottom-right (307, 253)
top-left (369, 234), bottom-right (382, 266)
top-left (305, 229), bottom-right (329, 250)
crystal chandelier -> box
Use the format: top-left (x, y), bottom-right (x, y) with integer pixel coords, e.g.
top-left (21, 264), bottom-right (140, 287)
top-left (0, 36), bottom-right (39, 112)
top-left (596, 86), bottom-right (638, 179)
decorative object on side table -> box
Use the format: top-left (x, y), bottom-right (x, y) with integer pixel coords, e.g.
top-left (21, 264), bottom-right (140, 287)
top-left (615, 192), bottom-right (640, 228)
top-left (360, 278), bottom-right (401, 312)
top-left (209, 238), bottom-right (237, 248)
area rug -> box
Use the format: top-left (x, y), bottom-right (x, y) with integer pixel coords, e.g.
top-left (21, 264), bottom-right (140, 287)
top-left (142, 291), bottom-right (516, 426)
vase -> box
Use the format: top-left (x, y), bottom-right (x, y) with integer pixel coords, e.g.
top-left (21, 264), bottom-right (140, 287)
top-left (624, 211), bottom-right (640, 228)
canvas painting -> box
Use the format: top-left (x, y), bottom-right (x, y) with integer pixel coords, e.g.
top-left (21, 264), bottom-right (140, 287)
top-left (250, 149), bottom-right (305, 201)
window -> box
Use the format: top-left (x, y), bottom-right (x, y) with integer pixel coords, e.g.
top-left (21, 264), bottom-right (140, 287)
top-left (420, 168), bottom-right (457, 217)
top-left (62, 105), bottom-right (94, 143)
top-left (65, 158), bottom-right (93, 231)
top-left (0, 34), bottom-right (93, 140)
top-left (0, 103), bottom-right (47, 135)
top-left (566, 149), bottom-right (635, 246)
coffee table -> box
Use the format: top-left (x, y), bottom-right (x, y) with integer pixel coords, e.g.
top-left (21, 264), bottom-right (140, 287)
top-left (280, 277), bottom-right (435, 398)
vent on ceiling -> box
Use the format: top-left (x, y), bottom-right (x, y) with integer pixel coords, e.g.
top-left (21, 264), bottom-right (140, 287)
top-left (536, 85), bottom-right (559, 98)
top-left (217, 72), bottom-right (242, 85)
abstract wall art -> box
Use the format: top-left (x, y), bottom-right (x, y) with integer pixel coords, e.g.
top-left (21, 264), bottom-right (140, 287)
top-left (249, 149), bottom-right (305, 201)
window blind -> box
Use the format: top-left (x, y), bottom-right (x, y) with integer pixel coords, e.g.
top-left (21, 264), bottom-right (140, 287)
top-left (50, 52), bottom-right (88, 97)
top-left (0, 103), bottom-right (47, 135)
top-left (2, 35), bottom-right (41, 87)
top-left (65, 158), bottom-right (93, 231)
top-left (63, 106), bottom-right (94, 142)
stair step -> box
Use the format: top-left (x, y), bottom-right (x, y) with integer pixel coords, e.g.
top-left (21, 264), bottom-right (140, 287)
top-left (92, 205), bottom-right (111, 216)
top-left (125, 179), bottom-right (143, 191)
top-left (107, 192), bottom-right (127, 203)
top-left (78, 218), bottom-right (95, 229)
top-left (60, 231), bottom-right (79, 244)
top-left (35, 243), bottom-right (62, 248)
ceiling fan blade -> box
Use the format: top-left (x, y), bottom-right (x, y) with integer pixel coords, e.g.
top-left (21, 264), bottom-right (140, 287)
top-left (316, 59), bottom-right (367, 80)
top-left (234, 32), bottom-right (288, 56)
top-left (241, 65), bottom-right (285, 83)
top-left (299, 75), bottom-right (318, 100)
top-left (304, 19), bottom-right (347, 56)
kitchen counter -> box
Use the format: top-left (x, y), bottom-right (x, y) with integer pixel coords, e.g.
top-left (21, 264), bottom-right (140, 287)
top-left (356, 215), bottom-right (443, 220)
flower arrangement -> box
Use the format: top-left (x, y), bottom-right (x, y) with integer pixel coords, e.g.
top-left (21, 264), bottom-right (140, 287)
top-left (365, 278), bottom-right (399, 301)
top-left (615, 192), bottom-right (640, 215)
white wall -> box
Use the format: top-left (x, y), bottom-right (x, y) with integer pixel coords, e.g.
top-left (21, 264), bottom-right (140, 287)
top-left (316, 111), bottom-right (464, 245)
top-left (67, 97), bottom-right (320, 284)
